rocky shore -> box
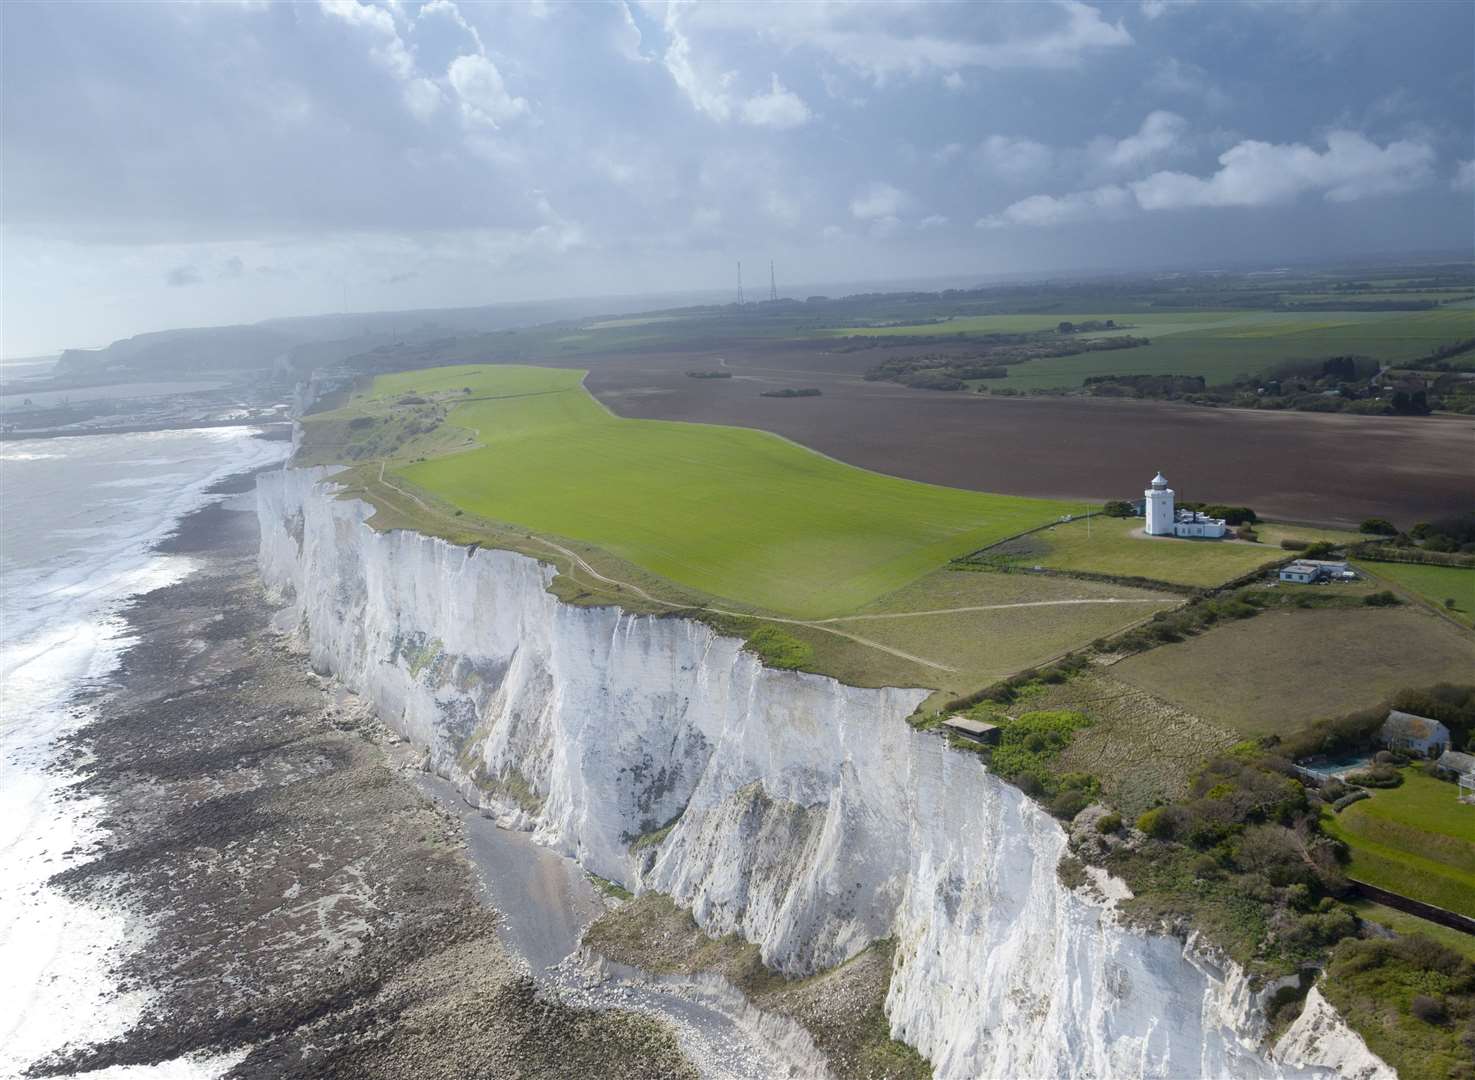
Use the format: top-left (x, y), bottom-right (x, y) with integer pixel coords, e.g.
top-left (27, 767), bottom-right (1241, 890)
top-left (25, 475), bottom-right (695, 1079)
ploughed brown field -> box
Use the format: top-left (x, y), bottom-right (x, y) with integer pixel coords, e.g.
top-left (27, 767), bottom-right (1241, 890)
top-left (571, 343), bottom-right (1473, 528)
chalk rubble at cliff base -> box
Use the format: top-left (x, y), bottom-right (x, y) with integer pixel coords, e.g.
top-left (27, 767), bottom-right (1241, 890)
top-left (258, 465), bottom-right (1395, 1079)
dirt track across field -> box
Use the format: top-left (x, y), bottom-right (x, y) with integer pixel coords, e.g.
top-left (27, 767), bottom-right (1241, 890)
top-left (571, 344), bottom-right (1472, 528)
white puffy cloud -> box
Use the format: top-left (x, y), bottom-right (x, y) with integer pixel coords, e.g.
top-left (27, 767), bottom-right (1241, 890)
top-left (1453, 159), bottom-right (1475, 192)
top-left (849, 182), bottom-right (909, 220)
top-left (448, 53), bottom-right (529, 128)
top-left (740, 75), bottom-right (813, 129)
top-left (1131, 130), bottom-right (1434, 208)
top-left (974, 134), bottom-right (1055, 183)
top-left (978, 184), bottom-right (1131, 228)
top-left (1088, 109), bottom-right (1188, 171)
top-left (983, 129), bottom-right (1437, 227)
top-left (917, 214), bottom-right (949, 229)
top-left (320, 0), bottom-right (414, 81)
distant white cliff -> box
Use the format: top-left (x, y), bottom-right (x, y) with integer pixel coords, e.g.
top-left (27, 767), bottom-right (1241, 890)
top-left (257, 465), bottom-right (1386, 1079)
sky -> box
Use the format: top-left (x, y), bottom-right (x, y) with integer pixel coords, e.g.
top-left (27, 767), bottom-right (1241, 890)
top-left (2, 0), bottom-right (1472, 357)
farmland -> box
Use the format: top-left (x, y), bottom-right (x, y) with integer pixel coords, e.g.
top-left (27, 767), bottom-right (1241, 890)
top-left (829, 306), bottom-right (1475, 390)
top-left (585, 347), bottom-right (1474, 529)
top-left (978, 515), bottom-right (1362, 588)
top-left (1321, 768), bottom-right (1475, 918)
top-left (1108, 606), bottom-right (1475, 736)
top-left (1354, 560), bottom-right (1475, 628)
top-left (343, 365), bottom-right (1079, 618)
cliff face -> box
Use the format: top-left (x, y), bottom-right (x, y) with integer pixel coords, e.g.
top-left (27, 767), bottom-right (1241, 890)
top-left (258, 466), bottom-right (1380, 1079)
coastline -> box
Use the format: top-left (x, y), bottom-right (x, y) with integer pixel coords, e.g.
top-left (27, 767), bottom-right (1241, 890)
top-left (24, 475), bottom-right (697, 1079)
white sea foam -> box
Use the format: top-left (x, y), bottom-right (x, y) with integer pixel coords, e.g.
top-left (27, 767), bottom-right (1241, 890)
top-left (0, 427), bottom-right (288, 1078)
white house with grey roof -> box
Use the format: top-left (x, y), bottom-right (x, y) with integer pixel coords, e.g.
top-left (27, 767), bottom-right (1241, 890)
top-left (1379, 710), bottom-right (1451, 757)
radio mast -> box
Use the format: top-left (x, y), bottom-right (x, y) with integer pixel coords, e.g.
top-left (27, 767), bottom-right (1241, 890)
top-left (737, 260), bottom-right (745, 306)
top-left (769, 261), bottom-right (778, 302)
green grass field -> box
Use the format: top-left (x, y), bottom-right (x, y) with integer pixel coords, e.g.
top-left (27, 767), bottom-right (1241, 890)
top-left (375, 365), bottom-right (1074, 617)
top-left (1322, 769), bottom-right (1475, 918)
top-left (985, 515), bottom-right (1361, 588)
top-left (1355, 561), bottom-right (1475, 628)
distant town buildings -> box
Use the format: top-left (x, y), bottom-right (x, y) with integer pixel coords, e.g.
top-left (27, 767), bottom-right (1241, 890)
top-left (1379, 710), bottom-right (1451, 758)
top-left (1144, 472), bottom-right (1228, 539)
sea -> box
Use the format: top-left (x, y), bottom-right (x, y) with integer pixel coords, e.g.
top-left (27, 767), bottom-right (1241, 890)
top-left (0, 427), bottom-right (290, 1078)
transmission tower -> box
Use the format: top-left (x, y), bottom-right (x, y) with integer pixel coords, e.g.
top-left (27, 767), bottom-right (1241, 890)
top-left (769, 261), bottom-right (778, 302)
top-left (737, 260), bottom-right (745, 305)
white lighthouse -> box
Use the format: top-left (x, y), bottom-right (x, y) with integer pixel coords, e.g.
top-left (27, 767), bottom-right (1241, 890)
top-left (1145, 471), bottom-right (1175, 536)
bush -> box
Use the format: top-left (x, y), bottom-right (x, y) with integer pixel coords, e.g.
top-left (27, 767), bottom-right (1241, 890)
top-left (1049, 788), bottom-right (1091, 820)
top-left (1096, 812), bottom-right (1122, 834)
top-left (1137, 806), bottom-right (1175, 839)
top-left (1361, 517), bottom-right (1398, 536)
top-left (744, 626), bottom-right (814, 670)
top-left (1363, 590), bottom-right (1401, 607)
top-left (1280, 538), bottom-right (1309, 551)
top-left (1303, 541), bottom-right (1339, 559)
top-left (1412, 994), bottom-right (1448, 1025)
top-left (1102, 500), bottom-right (1135, 518)
top-left (1346, 765), bottom-right (1403, 788)
top-left (1332, 790), bottom-right (1370, 811)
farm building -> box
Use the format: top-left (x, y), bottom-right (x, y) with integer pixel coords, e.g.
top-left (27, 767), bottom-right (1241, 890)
top-left (942, 716), bottom-right (1000, 745)
top-left (1279, 560), bottom-right (1355, 584)
top-left (1378, 710), bottom-right (1451, 757)
top-left (1143, 472), bottom-right (1227, 539)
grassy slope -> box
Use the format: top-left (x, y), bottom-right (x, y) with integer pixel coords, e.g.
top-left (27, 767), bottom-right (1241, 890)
top-left (1322, 768), bottom-right (1475, 917)
top-left (388, 365), bottom-right (1074, 617)
top-left (988, 515), bottom-right (1362, 588)
top-left (1109, 607), bottom-right (1475, 737)
top-left (1355, 560), bottom-right (1475, 629)
top-left (1349, 900), bottom-right (1475, 961)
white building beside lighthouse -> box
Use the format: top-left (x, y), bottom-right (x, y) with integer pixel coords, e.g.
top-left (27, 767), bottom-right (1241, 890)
top-left (1144, 471), bottom-right (1228, 539)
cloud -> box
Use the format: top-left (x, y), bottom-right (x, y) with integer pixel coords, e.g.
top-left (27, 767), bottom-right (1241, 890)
top-left (740, 75), bottom-right (812, 129)
top-left (983, 129), bottom-right (1437, 226)
top-left (849, 182), bottom-right (909, 220)
top-left (416, 0), bottom-right (485, 57)
top-left (1131, 130), bottom-right (1434, 208)
top-left (974, 134), bottom-right (1055, 183)
top-left (978, 184), bottom-right (1131, 228)
top-left (164, 264), bottom-right (203, 287)
top-left (658, 6), bottom-right (734, 120)
top-left (1454, 160), bottom-right (1475, 193)
top-left (448, 54), bottom-right (529, 127)
top-left (220, 255), bottom-right (245, 279)
top-left (1140, 0), bottom-right (1196, 18)
top-left (933, 142), bottom-right (964, 165)
top-left (1088, 109), bottom-right (1187, 171)
top-left (917, 214), bottom-right (949, 229)
top-left (658, 1), bottom-right (1132, 86)
top-left (942, 71), bottom-right (964, 92)
top-left (1148, 58), bottom-right (1229, 110)
top-left (320, 0), bottom-right (415, 81)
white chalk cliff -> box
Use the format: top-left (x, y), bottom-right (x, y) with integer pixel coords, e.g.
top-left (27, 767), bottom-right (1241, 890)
top-left (258, 466), bottom-right (1389, 1079)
